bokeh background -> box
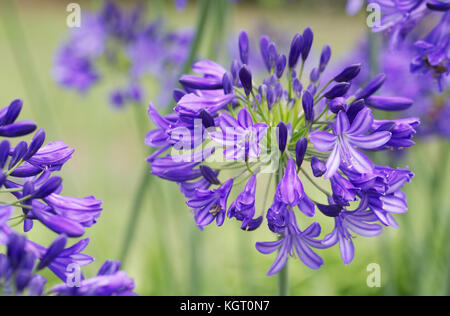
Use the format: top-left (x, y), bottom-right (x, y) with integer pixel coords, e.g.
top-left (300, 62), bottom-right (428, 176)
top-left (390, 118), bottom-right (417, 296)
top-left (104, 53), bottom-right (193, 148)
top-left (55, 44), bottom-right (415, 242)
top-left (1, 0), bottom-right (449, 295)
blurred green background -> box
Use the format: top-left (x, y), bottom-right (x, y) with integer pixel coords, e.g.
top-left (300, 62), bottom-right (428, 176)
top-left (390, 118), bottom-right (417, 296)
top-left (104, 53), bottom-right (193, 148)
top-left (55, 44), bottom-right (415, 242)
top-left (1, 0), bottom-right (449, 296)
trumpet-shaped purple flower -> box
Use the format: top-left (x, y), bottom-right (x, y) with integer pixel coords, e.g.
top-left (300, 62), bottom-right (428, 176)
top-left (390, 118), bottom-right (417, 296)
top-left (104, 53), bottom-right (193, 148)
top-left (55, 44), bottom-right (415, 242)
top-left (211, 108), bottom-right (268, 160)
top-left (322, 209), bottom-right (383, 264)
top-left (310, 108), bottom-right (392, 178)
top-left (187, 179), bottom-right (234, 228)
top-left (256, 210), bottom-right (326, 275)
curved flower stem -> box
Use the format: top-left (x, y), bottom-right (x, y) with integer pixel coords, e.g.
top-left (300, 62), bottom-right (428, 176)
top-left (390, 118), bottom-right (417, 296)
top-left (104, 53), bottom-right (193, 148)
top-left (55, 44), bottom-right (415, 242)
top-left (300, 168), bottom-right (331, 197)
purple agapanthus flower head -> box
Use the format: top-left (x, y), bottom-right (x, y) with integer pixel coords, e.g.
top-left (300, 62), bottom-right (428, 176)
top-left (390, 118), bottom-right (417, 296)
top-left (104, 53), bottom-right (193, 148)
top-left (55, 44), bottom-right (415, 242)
top-left (0, 99), bottom-right (135, 296)
top-left (146, 27), bottom-right (417, 277)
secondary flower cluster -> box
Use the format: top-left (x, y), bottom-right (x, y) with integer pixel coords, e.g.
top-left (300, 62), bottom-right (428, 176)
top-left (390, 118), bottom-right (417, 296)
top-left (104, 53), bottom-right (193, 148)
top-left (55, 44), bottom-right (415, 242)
top-left (342, 39), bottom-right (449, 138)
top-left (369, 0), bottom-right (449, 91)
top-left (54, 0), bottom-right (192, 108)
top-left (146, 28), bottom-right (417, 275)
top-left (0, 99), bottom-right (135, 296)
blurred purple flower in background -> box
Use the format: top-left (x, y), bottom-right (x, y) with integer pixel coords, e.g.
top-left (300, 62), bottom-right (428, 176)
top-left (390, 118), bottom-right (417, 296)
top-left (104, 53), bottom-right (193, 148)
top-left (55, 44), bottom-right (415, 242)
top-left (54, 0), bottom-right (193, 109)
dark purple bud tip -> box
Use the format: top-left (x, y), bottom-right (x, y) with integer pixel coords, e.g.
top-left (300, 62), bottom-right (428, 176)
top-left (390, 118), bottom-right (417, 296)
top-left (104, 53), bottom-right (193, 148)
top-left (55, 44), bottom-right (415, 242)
top-left (319, 45), bottom-right (332, 73)
top-left (327, 97), bottom-right (346, 114)
top-left (324, 82), bottom-right (351, 99)
top-left (366, 96), bottom-right (413, 111)
top-left (276, 54), bottom-right (287, 79)
top-left (310, 68), bottom-right (320, 83)
top-left (222, 73), bottom-right (233, 95)
top-left (2, 99), bottom-right (23, 125)
top-left (0, 140), bottom-right (10, 169)
top-left (288, 33), bottom-right (303, 69)
top-left (301, 27), bottom-right (314, 61)
top-left (200, 110), bottom-right (216, 129)
top-left (242, 216), bottom-right (263, 231)
top-left (427, 0), bottom-right (450, 11)
top-left (268, 43), bottom-right (278, 70)
top-left (173, 89), bottom-right (186, 102)
top-left (32, 176), bottom-right (62, 199)
top-left (37, 234), bottom-right (67, 271)
top-left (0, 120), bottom-right (37, 138)
top-left (311, 157), bottom-right (326, 177)
top-left (356, 73), bottom-right (386, 99)
top-left (317, 203), bottom-right (343, 217)
top-left (277, 122), bottom-right (288, 153)
top-left (302, 90), bottom-right (314, 124)
top-left (23, 128), bottom-right (46, 161)
top-left (200, 165), bottom-right (220, 185)
top-left (239, 65), bottom-right (253, 96)
top-left (9, 141), bottom-right (28, 170)
top-left (260, 35), bottom-right (271, 73)
top-left (333, 64), bottom-right (361, 83)
top-left (239, 30), bottom-right (250, 65)
top-left (295, 137), bottom-right (308, 168)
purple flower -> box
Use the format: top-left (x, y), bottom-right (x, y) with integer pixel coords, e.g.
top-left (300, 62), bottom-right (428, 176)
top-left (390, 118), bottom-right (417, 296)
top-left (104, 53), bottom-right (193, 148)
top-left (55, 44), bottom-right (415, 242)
top-left (256, 210), bottom-right (326, 275)
top-left (51, 260), bottom-right (136, 296)
top-left (210, 108), bottom-right (268, 160)
top-left (228, 175), bottom-right (262, 231)
top-left (276, 159), bottom-right (315, 217)
top-left (310, 108), bottom-right (392, 178)
top-left (322, 209), bottom-right (383, 264)
top-left (187, 179), bottom-right (234, 228)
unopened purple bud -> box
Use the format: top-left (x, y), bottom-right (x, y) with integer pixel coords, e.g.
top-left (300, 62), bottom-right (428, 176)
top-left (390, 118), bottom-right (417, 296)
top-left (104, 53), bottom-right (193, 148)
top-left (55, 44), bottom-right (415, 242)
top-left (110, 90), bottom-right (125, 108)
top-left (346, 99), bottom-right (366, 123)
top-left (307, 83), bottom-right (317, 96)
top-left (355, 73), bottom-right (386, 99)
top-left (333, 64), bottom-right (361, 82)
top-left (276, 54), bottom-right (287, 79)
top-left (239, 65), bottom-right (253, 96)
top-left (179, 75), bottom-right (223, 90)
top-left (0, 140), bottom-right (10, 169)
top-left (260, 35), bottom-right (271, 72)
top-left (239, 31), bottom-right (250, 65)
top-left (222, 73), bottom-right (233, 95)
top-left (311, 157), bottom-right (326, 177)
top-left (9, 141), bottom-right (27, 170)
top-left (200, 110), bottom-right (215, 129)
top-left (310, 67), bottom-right (320, 83)
top-left (288, 33), bottom-right (303, 69)
top-left (293, 78), bottom-right (303, 97)
top-left (267, 86), bottom-right (275, 110)
top-left (324, 82), bottom-right (351, 99)
top-left (173, 89), bottom-right (186, 102)
top-left (427, 0), bottom-right (450, 11)
top-left (302, 90), bottom-right (314, 124)
top-left (37, 234), bottom-right (67, 270)
top-left (2, 99), bottom-right (23, 125)
top-left (199, 165), bottom-right (220, 185)
top-left (23, 129), bottom-right (46, 161)
top-left (366, 96), bottom-right (413, 111)
top-left (319, 45), bottom-right (331, 72)
top-left (327, 97), bottom-right (346, 114)
top-left (32, 176), bottom-right (62, 199)
top-left (268, 43), bottom-right (278, 70)
top-left (291, 69), bottom-right (297, 78)
top-left (295, 138), bottom-right (308, 168)
top-left (277, 122), bottom-right (288, 153)
top-left (0, 121), bottom-right (36, 138)
top-left (301, 27), bottom-right (314, 61)
top-left (231, 60), bottom-right (241, 85)
top-left (275, 82), bottom-right (283, 100)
